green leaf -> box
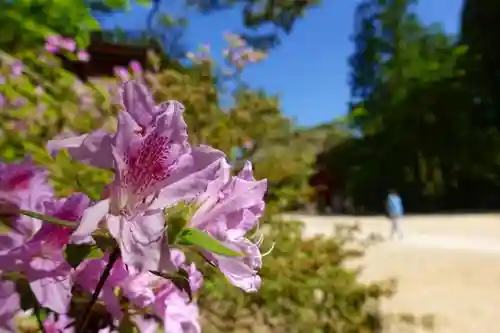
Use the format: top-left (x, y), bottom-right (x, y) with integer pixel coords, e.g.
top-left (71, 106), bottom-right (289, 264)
top-left (103, 0), bottom-right (129, 10)
top-left (19, 209), bottom-right (76, 228)
top-left (136, 0), bottom-right (151, 6)
top-left (64, 244), bottom-right (104, 268)
top-left (165, 201), bottom-right (193, 244)
top-left (74, 173), bottom-right (102, 201)
top-left (14, 278), bottom-right (36, 311)
top-left (150, 268), bottom-right (193, 302)
top-left (79, 14), bottom-right (101, 32)
top-left (93, 233), bottom-right (118, 252)
top-left (117, 314), bottom-right (136, 333)
top-left (176, 228), bottom-right (242, 257)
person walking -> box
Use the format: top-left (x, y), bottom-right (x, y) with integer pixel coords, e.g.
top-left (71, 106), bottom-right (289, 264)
top-left (386, 189), bottom-right (404, 240)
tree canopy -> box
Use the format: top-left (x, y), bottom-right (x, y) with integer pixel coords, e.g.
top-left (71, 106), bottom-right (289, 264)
top-left (314, 0), bottom-right (500, 213)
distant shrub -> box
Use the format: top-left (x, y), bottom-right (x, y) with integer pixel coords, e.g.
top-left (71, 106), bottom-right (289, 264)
top-left (197, 218), bottom-right (395, 333)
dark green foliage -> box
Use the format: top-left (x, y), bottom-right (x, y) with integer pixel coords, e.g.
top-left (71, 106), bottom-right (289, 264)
top-left (87, 0), bottom-right (319, 51)
top-left (0, 0), bottom-right (100, 51)
top-left (188, 0), bottom-right (320, 49)
top-left (64, 244), bottom-right (104, 268)
top-left (313, 0), bottom-right (500, 213)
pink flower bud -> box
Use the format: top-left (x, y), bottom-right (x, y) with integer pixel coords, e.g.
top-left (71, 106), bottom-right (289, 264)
top-left (61, 38), bottom-right (76, 52)
top-left (10, 61), bottom-right (23, 77)
top-left (46, 35), bottom-right (61, 46)
top-left (114, 66), bottom-right (130, 82)
top-left (77, 50), bottom-right (90, 62)
top-left (129, 60), bottom-right (143, 74)
top-left (44, 43), bottom-right (58, 54)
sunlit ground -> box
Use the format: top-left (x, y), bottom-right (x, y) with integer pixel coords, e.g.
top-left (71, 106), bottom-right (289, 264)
top-left (285, 214), bottom-right (500, 333)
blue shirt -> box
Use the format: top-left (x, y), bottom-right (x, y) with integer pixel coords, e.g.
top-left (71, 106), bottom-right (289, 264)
top-left (387, 194), bottom-right (403, 216)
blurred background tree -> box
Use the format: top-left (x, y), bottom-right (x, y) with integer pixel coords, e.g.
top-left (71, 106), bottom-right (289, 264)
top-left (313, 0), bottom-right (500, 214)
top-left (85, 0), bottom-right (321, 49)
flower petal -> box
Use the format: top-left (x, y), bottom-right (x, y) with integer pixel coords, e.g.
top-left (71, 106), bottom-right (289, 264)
top-left (47, 130), bottom-right (114, 169)
top-left (237, 160), bottom-right (256, 181)
top-left (153, 101), bottom-right (188, 144)
top-left (102, 287), bottom-right (124, 320)
top-left (0, 280), bottom-right (20, 331)
top-left (193, 177), bottom-right (267, 230)
top-left (28, 257), bottom-right (73, 313)
top-left (158, 238), bottom-right (176, 273)
top-left (121, 80), bottom-right (155, 128)
top-left (151, 148), bottom-right (226, 210)
top-left (71, 199), bottom-right (110, 242)
top-left (113, 111), bottom-right (142, 159)
top-left (110, 213), bottom-right (165, 271)
top-left (0, 231), bottom-right (25, 253)
top-left (215, 254), bottom-right (261, 292)
top-left (190, 159), bottom-right (231, 228)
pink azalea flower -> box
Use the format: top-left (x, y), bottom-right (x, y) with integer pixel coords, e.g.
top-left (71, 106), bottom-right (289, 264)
top-left (31, 192), bottom-right (93, 245)
top-left (47, 81), bottom-right (226, 271)
top-left (189, 160), bottom-right (267, 292)
top-left (12, 96), bottom-right (27, 108)
top-left (77, 50), bottom-right (90, 62)
top-left (120, 270), bottom-right (159, 308)
top-left (76, 249), bottom-right (203, 329)
top-left (154, 287), bottom-right (201, 333)
top-left (47, 130), bottom-right (114, 169)
top-left (75, 255), bottom-right (129, 320)
top-left (0, 193), bottom-right (90, 313)
top-left (0, 158), bottom-right (54, 237)
top-left (44, 42), bottom-right (58, 54)
top-left (43, 313), bottom-right (75, 333)
top-left (0, 279), bottom-right (20, 332)
top-left (44, 34), bottom-right (61, 53)
top-left (120, 249), bottom-right (202, 308)
top-left (150, 249), bottom-right (202, 333)
top-left (168, 249), bottom-right (203, 294)
top-left (129, 60), bottom-right (143, 74)
top-left (0, 241), bottom-right (73, 313)
top-left (46, 35), bottom-right (62, 47)
top-left (114, 66), bottom-right (130, 82)
top-left (10, 60), bottom-right (23, 77)
top-left (60, 38), bottom-right (76, 52)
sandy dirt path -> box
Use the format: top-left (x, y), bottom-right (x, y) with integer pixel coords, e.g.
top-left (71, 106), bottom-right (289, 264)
top-left (283, 214), bottom-right (500, 333)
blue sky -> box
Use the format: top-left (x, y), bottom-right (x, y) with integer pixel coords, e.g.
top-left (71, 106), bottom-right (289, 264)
top-left (101, 0), bottom-right (463, 127)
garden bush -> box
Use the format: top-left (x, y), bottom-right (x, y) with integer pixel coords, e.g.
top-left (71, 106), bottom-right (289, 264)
top-left (197, 217), bottom-right (394, 333)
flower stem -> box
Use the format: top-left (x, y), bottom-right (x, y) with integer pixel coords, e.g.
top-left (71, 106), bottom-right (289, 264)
top-left (32, 293), bottom-right (46, 333)
top-left (76, 247), bottom-right (120, 333)
top-left (19, 209), bottom-right (76, 227)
